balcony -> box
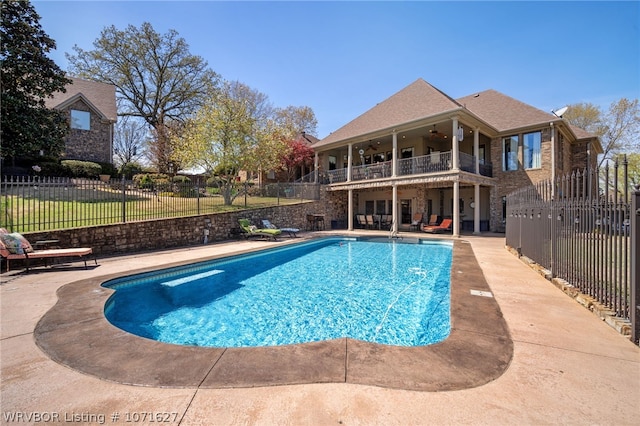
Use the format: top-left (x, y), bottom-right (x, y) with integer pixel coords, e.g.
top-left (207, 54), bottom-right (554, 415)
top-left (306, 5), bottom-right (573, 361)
top-left (313, 151), bottom-right (492, 184)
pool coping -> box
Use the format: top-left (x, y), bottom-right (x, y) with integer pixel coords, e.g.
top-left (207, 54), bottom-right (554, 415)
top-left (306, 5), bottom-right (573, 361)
top-left (34, 238), bottom-right (514, 391)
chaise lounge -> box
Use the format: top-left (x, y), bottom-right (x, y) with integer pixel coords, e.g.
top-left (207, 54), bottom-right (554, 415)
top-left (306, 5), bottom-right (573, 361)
top-left (238, 219), bottom-right (281, 241)
top-left (421, 218), bottom-right (453, 234)
top-left (262, 220), bottom-right (299, 238)
top-left (0, 229), bottom-right (96, 272)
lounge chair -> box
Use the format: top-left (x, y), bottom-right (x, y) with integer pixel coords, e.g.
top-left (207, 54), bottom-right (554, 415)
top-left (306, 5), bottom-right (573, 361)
top-left (262, 219), bottom-right (299, 238)
top-left (410, 213), bottom-right (423, 231)
top-left (0, 228), bottom-right (96, 272)
top-left (427, 214), bottom-right (439, 226)
top-left (238, 219), bottom-right (281, 241)
top-left (421, 218), bottom-right (453, 233)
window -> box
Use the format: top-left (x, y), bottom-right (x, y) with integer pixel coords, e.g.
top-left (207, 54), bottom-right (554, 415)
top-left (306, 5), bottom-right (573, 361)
top-left (502, 136), bottom-right (518, 171)
top-left (523, 132), bottom-right (541, 169)
top-left (373, 153), bottom-right (385, 163)
top-left (70, 110), bottom-right (90, 130)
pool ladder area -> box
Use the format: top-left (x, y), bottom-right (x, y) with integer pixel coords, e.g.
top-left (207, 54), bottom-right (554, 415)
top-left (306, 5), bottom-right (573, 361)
top-left (389, 220), bottom-right (402, 240)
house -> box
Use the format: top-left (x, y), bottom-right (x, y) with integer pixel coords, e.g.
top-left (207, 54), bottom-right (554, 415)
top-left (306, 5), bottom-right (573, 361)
top-left (45, 77), bottom-right (117, 164)
top-left (310, 78), bottom-right (601, 235)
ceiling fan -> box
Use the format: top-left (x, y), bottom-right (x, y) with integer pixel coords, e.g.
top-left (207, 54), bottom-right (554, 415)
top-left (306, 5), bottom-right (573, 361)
top-left (365, 141), bottom-right (378, 151)
top-left (429, 125), bottom-right (446, 140)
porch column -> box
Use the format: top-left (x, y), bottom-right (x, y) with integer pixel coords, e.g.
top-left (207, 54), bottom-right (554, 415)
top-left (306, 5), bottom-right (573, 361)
top-left (392, 130), bottom-right (398, 177)
top-left (314, 152), bottom-right (319, 183)
top-left (474, 127), bottom-right (480, 174)
top-left (347, 144), bottom-right (353, 182)
top-left (453, 180), bottom-right (460, 237)
top-left (392, 184), bottom-right (398, 233)
top-left (474, 184), bottom-right (480, 234)
top-left (348, 188), bottom-right (354, 231)
top-left (451, 116), bottom-right (459, 170)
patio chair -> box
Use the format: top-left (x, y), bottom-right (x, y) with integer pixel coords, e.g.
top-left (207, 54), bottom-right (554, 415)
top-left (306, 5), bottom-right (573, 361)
top-left (238, 219), bottom-right (281, 241)
top-left (379, 214), bottom-right (392, 230)
top-left (427, 214), bottom-right (439, 226)
top-left (410, 213), bottom-right (423, 231)
top-left (355, 214), bottom-right (367, 229)
top-left (0, 228), bottom-right (96, 272)
top-left (421, 218), bottom-right (453, 233)
top-left (262, 219), bottom-right (299, 238)
top-left (365, 214), bottom-right (377, 229)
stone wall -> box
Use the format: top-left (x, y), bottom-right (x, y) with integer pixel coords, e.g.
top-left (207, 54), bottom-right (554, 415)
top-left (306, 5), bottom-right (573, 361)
top-left (23, 199), bottom-right (333, 257)
top-left (63, 99), bottom-right (112, 164)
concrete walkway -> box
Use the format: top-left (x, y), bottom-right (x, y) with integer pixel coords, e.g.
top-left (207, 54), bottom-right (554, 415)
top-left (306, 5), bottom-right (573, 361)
top-left (1, 233), bottom-right (638, 425)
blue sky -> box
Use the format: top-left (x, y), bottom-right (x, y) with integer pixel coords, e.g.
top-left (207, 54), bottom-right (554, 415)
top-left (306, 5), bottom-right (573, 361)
top-left (34, 1), bottom-right (639, 139)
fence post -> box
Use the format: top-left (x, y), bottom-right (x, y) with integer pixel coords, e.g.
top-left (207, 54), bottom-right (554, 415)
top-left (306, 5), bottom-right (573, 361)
top-left (121, 175), bottom-right (126, 223)
top-left (631, 184), bottom-right (639, 344)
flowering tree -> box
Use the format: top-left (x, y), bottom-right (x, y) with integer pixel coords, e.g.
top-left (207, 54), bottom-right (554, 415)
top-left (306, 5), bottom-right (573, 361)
top-left (278, 138), bottom-right (314, 182)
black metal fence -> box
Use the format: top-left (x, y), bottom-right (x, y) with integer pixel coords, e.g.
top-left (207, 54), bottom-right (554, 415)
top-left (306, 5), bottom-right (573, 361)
top-left (506, 158), bottom-right (638, 343)
top-left (1, 176), bottom-right (319, 233)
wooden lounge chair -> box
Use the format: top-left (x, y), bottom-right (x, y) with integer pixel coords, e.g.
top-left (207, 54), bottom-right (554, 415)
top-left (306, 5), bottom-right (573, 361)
top-left (0, 229), bottom-right (96, 272)
top-left (238, 219), bottom-right (281, 241)
top-left (421, 218), bottom-right (453, 233)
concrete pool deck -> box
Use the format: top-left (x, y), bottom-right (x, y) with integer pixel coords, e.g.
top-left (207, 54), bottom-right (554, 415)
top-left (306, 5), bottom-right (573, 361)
top-left (1, 232), bottom-right (639, 424)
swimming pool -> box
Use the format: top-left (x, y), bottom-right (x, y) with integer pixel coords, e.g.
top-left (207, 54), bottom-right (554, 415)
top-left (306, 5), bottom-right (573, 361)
top-left (103, 237), bottom-right (453, 348)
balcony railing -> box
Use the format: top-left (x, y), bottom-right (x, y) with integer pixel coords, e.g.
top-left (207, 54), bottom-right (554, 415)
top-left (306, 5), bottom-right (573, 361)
top-left (298, 151), bottom-right (492, 184)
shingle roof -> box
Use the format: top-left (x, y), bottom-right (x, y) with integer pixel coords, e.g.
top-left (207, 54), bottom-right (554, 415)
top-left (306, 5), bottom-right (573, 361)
top-left (317, 78), bottom-right (461, 147)
top-left (457, 89), bottom-right (556, 132)
top-left (45, 77), bottom-right (117, 122)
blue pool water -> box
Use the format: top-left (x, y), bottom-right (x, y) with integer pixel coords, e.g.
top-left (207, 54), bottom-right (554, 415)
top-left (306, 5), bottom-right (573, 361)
top-left (103, 237), bottom-right (453, 347)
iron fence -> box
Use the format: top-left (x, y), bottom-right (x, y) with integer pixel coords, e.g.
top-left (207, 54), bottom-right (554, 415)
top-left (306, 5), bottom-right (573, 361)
top-left (1, 175), bottom-right (319, 233)
top-left (506, 158), bottom-right (637, 342)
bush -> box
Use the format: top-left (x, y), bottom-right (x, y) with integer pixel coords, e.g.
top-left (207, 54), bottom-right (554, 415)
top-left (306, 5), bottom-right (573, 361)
top-left (97, 162), bottom-right (118, 176)
top-left (38, 162), bottom-right (71, 177)
top-left (61, 160), bottom-right (102, 178)
top-left (172, 175), bottom-right (191, 183)
top-left (119, 162), bottom-right (145, 179)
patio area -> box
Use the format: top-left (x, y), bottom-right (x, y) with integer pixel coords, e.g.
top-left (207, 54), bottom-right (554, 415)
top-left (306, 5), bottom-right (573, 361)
top-left (1, 232), bottom-right (638, 424)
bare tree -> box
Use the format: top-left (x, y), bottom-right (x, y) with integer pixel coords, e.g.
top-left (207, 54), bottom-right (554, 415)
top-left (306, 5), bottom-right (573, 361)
top-left (564, 98), bottom-right (639, 166)
top-left (113, 115), bottom-right (147, 168)
top-left (66, 22), bottom-right (220, 171)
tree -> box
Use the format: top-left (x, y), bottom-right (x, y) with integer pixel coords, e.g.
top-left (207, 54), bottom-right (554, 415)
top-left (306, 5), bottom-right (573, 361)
top-left (278, 138), bottom-right (314, 182)
top-left (564, 98), bottom-right (639, 166)
top-left (0, 0), bottom-right (71, 162)
top-left (113, 114), bottom-right (147, 169)
top-left (177, 80), bottom-right (287, 205)
top-left (274, 105), bottom-right (318, 139)
top-left (66, 22), bottom-right (220, 172)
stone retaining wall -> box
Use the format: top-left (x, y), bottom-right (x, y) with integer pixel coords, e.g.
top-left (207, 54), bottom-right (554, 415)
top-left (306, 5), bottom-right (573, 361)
top-left (22, 199), bottom-right (333, 257)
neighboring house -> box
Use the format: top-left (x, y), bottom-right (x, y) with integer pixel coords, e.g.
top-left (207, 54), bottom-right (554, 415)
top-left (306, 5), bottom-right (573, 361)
top-left (310, 78), bottom-right (601, 235)
top-left (45, 77), bottom-right (117, 164)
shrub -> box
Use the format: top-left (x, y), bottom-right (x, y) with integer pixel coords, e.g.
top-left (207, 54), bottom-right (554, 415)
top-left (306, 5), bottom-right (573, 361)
top-left (172, 175), bottom-right (191, 183)
top-left (97, 162), bottom-right (118, 176)
top-left (119, 162), bottom-right (145, 179)
top-left (38, 162), bottom-right (71, 177)
top-left (61, 160), bottom-right (102, 178)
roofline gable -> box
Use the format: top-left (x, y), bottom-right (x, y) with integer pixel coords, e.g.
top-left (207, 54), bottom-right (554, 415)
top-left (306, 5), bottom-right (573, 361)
top-left (53, 93), bottom-right (112, 122)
